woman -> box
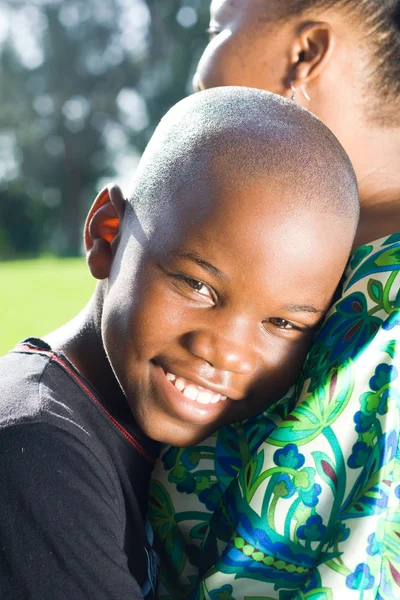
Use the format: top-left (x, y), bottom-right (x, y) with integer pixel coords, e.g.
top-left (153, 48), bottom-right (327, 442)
top-left (149, 1), bottom-right (400, 598)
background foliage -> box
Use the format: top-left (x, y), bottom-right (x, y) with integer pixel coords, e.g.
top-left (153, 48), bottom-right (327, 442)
top-left (0, 0), bottom-right (210, 258)
top-left (0, 257), bottom-right (95, 354)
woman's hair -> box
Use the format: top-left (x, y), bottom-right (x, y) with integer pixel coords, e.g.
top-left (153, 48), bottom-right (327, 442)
top-left (274, 0), bottom-right (400, 114)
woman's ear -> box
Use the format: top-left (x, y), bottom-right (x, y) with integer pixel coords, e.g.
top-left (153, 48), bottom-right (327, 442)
top-left (289, 22), bottom-right (334, 90)
top-left (84, 184), bottom-right (126, 280)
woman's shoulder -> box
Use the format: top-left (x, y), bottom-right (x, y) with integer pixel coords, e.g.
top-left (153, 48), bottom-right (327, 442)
top-left (346, 231), bottom-right (400, 282)
top-left (297, 231), bottom-right (400, 397)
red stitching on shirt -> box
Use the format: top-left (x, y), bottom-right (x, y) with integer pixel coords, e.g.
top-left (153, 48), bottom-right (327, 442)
top-left (14, 343), bottom-right (156, 466)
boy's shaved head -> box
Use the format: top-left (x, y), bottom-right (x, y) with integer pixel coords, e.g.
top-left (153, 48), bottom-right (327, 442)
top-left (127, 86), bottom-right (359, 239)
top-left (94, 87), bottom-right (359, 446)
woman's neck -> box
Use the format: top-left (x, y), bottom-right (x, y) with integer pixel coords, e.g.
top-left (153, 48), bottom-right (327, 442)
top-left (350, 124), bottom-right (400, 248)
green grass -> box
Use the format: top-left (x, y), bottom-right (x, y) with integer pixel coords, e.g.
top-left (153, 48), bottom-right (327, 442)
top-left (0, 257), bottom-right (95, 356)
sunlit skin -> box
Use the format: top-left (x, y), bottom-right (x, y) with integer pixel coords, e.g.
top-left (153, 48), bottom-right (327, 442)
top-left (48, 160), bottom-right (354, 447)
top-left (194, 0), bottom-right (400, 248)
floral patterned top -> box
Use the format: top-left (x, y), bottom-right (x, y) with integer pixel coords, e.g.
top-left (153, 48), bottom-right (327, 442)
top-left (149, 233), bottom-right (400, 600)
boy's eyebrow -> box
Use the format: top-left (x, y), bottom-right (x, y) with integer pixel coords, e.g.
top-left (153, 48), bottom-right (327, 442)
top-left (173, 253), bottom-right (325, 313)
top-left (174, 251), bottom-right (226, 279)
top-left (284, 303), bottom-right (325, 315)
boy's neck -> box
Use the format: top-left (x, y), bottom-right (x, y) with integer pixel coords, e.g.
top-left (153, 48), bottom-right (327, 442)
top-left (43, 288), bottom-right (125, 406)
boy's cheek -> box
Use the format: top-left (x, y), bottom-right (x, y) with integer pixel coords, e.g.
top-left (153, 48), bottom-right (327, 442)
top-left (130, 296), bottom-right (195, 348)
top-left (254, 338), bottom-right (313, 397)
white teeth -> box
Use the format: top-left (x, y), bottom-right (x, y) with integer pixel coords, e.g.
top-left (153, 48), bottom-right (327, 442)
top-left (164, 370), bottom-right (228, 404)
top-left (182, 386), bottom-right (199, 400)
top-left (197, 391), bottom-right (214, 404)
top-left (175, 378), bottom-right (185, 392)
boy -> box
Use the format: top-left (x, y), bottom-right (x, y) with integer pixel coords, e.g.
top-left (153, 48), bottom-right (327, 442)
top-left (0, 87), bottom-right (358, 599)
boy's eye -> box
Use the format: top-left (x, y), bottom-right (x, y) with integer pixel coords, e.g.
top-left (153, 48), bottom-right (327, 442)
top-left (179, 276), bottom-right (213, 300)
top-left (268, 318), bottom-right (296, 331)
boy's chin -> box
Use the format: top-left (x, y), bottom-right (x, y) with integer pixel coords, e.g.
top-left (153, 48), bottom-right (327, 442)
top-left (167, 428), bottom-right (218, 448)
top-left (142, 418), bottom-right (220, 448)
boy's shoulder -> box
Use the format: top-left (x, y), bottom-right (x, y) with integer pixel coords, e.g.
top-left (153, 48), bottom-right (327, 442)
top-left (0, 337), bottom-right (157, 465)
top-left (0, 338), bottom-right (56, 428)
top-left (0, 338), bottom-right (92, 432)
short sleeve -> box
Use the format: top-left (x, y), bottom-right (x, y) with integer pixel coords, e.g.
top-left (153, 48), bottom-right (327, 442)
top-left (0, 423), bottom-right (145, 600)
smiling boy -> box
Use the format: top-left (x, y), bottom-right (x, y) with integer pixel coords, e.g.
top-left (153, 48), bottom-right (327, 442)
top-left (0, 87), bottom-right (358, 599)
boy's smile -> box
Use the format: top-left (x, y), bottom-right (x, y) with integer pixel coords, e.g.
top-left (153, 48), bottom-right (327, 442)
top-left (152, 365), bottom-right (230, 424)
top-left (100, 171), bottom-right (353, 446)
top-left (164, 371), bottom-right (228, 404)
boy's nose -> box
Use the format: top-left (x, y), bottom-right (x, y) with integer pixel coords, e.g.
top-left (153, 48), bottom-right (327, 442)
top-left (186, 326), bottom-right (257, 375)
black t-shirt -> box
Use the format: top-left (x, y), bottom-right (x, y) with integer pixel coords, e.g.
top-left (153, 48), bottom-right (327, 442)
top-left (0, 338), bottom-right (160, 600)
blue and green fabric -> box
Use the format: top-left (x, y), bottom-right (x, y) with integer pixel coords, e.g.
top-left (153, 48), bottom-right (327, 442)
top-left (149, 234), bottom-right (400, 600)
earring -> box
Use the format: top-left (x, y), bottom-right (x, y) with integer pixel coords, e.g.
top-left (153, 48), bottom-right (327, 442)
top-left (301, 85), bottom-right (311, 102)
top-left (290, 84), bottom-right (296, 102)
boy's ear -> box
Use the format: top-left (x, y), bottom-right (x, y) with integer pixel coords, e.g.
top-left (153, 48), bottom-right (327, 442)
top-left (289, 22), bottom-right (334, 88)
top-left (84, 184), bottom-right (126, 280)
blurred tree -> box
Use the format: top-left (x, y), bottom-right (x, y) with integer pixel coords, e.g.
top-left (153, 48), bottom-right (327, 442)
top-left (145, 0), bottom-right (210, 127)
top-left (0, 0), bottom-right (209, 257)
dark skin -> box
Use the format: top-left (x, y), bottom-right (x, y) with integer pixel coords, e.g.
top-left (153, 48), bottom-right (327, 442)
top-left (194, 0), bottom-right (400, 248)
top-left (46, 164), bottom-right (354, 447)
